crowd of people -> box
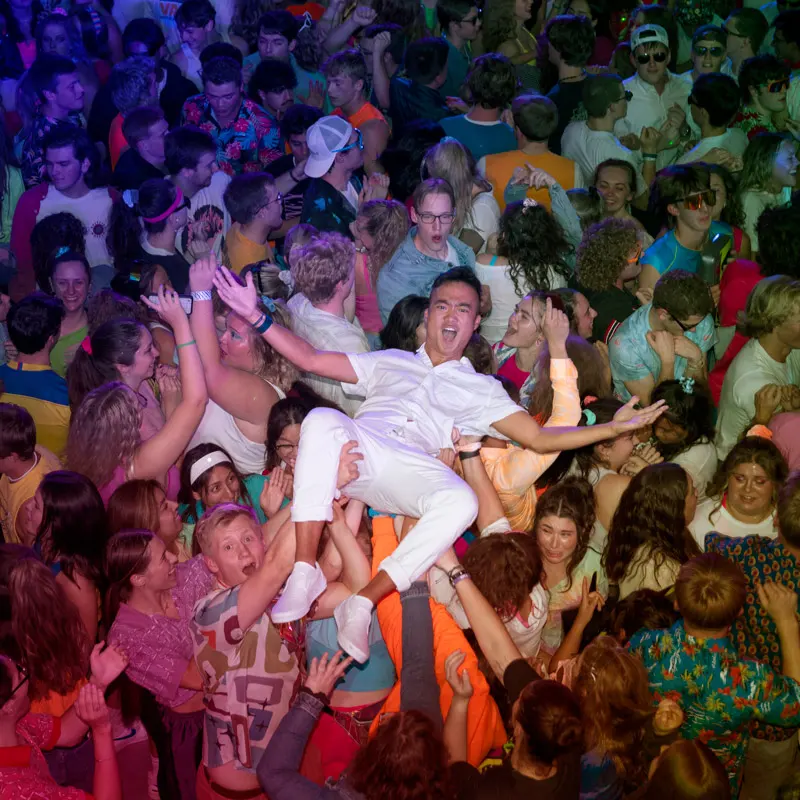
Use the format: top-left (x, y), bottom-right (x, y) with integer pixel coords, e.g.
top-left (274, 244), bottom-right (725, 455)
top-left (2, 0), bottom-right (800, 798)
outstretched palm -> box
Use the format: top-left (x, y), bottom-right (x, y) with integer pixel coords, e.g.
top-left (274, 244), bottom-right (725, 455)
top-left (611, 397), bottom-right (667, 434)
top-left (214, 266), bottom-right (259, 320)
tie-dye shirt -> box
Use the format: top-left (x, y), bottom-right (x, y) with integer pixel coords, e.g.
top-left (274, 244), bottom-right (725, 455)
top-left (191, 584), bottom-right (300, 772)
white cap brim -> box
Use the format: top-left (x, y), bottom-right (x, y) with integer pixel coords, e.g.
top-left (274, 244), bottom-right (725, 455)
top-left (304, 153), bottom-right (336, 178)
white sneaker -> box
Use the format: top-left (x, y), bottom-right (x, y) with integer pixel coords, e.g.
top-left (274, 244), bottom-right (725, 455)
top-left (334, 595), bottom-right (374, 664)
top-left (271, 562), bottom-right (327, 623)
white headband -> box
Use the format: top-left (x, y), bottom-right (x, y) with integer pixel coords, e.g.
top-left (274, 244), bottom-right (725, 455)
top-left (190, 451), bottom-right (231, 485)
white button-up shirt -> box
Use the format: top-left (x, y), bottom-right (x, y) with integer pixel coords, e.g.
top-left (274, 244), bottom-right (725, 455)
top-left (288, 293), bottom-right (370, 417)
top-left (347, 344), bottom-right (523, 454)
top-left (614, 72), bottom-right (698, 169)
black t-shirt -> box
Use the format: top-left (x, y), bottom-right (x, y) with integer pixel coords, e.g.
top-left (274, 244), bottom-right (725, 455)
top-left (450, 660), bottom-right (581, 800)
top-left (580, 284), bottom-right (641, 344)
top-left (546, 79), bottom-right (588, 155)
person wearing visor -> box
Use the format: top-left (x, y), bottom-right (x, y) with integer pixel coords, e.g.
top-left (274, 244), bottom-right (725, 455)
top-left (300, 115), bottom-right (366, 239)
top-left (614, 24), bottom-right (697, 170)
top-left (734, 54), bottom-right (791, 140)
top-left (638, 164), bottom-right (733, 294)
top-left (677, 24), bottom-right (737, 85)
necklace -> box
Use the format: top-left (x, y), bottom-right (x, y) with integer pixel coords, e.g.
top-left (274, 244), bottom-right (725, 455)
top-left (9, 451), bottom-right (39, 483)
top-left (560, 70), bottom-right (587, 83)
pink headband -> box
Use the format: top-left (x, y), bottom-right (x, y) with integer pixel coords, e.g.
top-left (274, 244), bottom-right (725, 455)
top-left (142, 188), bottom-right (185, 224)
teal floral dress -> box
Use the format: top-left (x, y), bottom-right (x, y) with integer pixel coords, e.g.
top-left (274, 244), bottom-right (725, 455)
top-left (629, 620), bottom-right (800, 792)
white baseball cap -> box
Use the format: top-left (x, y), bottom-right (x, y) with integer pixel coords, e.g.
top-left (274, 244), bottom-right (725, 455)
top-left (631, 24), bottom-right (670, 52)
top-left (304, 115), bottom-right (355, 178)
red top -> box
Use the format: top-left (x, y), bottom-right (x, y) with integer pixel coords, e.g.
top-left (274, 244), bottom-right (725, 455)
top-left (709, 258), bottom-right (763, 405)
top-left (497, 353), bottom-right (530, 391)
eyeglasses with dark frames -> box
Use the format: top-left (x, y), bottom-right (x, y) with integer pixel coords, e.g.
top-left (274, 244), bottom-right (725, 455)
top-left (670, 313), bottom-right (700, 333)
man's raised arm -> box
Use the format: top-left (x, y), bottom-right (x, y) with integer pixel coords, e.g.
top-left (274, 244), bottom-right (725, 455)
top-left (213, 263), bottom-right (358, 384)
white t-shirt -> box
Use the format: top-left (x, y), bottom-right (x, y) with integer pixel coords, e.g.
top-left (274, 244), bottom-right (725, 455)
top-left (716, 338), bottom-right (800, 459)
top-left (176, 171), bottom-right (231, 261)
top-left (561, 121), bottom-right (647, 196)
top-left (739, 187), bottom-right (791, 252)
top-left (690, 497), bottom-right (778, 549)
top-left (474, 258), bottom-right (567, 345)
top-left (38, 186), bottom-right (113, 268)
top-left (671, 440), bottom-right (718, 501)
top-left (465, 191), bottom-right (500, 255)
top-left (287, 293), bottom-right (369, 417)
top-left (676, 129), bottom-right (749, 164)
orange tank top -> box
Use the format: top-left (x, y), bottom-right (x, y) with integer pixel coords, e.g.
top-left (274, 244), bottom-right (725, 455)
top-left (483, 150), bottom-right (577, 212)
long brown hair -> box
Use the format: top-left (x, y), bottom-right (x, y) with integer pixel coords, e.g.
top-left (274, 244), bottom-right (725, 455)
top-left (66, 382), bottom-right (141, 488)
top-left (573, 637), bottom-right (654, 785)
top-left (9, 558), bottom-right (90, 699)
top-left (347, 710), bottom-right (452, 800)
top-left (107, 479), bottom-right (166, 535)
top-left (603, 464), bottom-right (700, 585)
top-left (103, 530), bottom-right (155, 627)
top-left (533, 476), bottom-right (596, 591)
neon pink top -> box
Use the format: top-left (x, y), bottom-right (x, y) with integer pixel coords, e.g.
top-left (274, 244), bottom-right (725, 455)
top-left (354, 251), bottom-right (383, 334)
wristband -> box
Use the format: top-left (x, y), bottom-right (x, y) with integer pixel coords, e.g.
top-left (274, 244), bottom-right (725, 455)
top-left (191, 290), bottom-right (212, 301)
top-left (254, 311), bottom-right (273, 334)
top-left (176, 339), bottom-right (196, 349)
top-left (458, 449), bottom-right (482, 461)
top-left (642, 153), bottom-right (657, 161)
top-left (447, 565), bottom-right (469, 587)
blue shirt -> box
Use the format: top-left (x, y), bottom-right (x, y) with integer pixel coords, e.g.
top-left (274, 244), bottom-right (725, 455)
top-left (642, 220), bottom-right (730, 277)
top-left (439, 115), bottom-right (517, 161)
top-left (608, 303), bottom-right (716, 401)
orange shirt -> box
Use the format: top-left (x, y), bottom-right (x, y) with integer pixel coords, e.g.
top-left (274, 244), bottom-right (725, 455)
top-left (333, 101), bottom-right (387, 129)
top-left (482, 149), bottom-right (578, 212)
top-left (108, 113), bottom-right (128, 169)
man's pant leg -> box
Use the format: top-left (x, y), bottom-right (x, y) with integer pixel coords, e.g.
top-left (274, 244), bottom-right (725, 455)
top-left (740, 733), bottom-right (800, 800)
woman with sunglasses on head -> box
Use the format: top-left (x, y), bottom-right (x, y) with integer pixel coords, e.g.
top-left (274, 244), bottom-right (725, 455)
top-left (107, 179), bottom-right (192, 292)
top-left (735, 133), bottom-right (797, 257)
top-left (638, 164), bottom-right (731, 294)
top-left (733, 55), bottom-right (790, 142)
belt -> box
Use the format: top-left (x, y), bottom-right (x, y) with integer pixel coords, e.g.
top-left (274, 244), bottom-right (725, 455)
top-left (325, 698), bottom-right (385, 746)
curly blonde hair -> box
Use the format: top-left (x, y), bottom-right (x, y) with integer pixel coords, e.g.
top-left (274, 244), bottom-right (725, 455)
top-left (357, 199), bottom-right (409, 281)
top-left (576, 217), bottom-right (640, 292)
top-left (290, 232), bottom-right (356, 304)
top-left (66, 382), bottom-right (141, 488)
top-left (247, 300), bottom-right (298, 393)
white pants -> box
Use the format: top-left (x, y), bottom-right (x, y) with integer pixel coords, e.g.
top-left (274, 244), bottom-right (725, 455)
top-left (291, 407), bottom-right (479, 591)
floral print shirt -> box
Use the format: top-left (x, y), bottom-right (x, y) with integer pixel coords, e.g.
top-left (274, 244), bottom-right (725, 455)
top-left (180, 95), bottom-right (283, 176)
top-left (629, 620), bottom-right (800, 791)
top-left (705, 532), bottom-right (800, 742)
top-left (19, 114), bottom-right (84, 189)
top-left (732, 107), bottom-right (778, 141)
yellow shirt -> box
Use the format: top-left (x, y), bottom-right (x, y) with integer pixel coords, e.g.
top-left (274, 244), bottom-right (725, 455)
top-left (0, 446), bottom-right (62, 543)
top-left (222, 223), bottom-right (272, 275)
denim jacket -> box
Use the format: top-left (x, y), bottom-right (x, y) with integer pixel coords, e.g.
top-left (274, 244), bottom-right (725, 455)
top-left (376, 228), bottom-right (476, 324)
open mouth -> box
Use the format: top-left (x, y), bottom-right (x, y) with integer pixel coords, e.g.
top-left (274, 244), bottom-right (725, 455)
top-left (241, 562), bottom-right (256, 576)
top-left (442, 327), bottom-right (457, 343)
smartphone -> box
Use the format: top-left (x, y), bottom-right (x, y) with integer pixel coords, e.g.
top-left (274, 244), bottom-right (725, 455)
top-left (148, 294), bottom-right (193, 314)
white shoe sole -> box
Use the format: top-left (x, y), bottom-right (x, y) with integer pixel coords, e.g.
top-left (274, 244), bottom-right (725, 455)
top-left (271, 569), bottom-right (327, 623)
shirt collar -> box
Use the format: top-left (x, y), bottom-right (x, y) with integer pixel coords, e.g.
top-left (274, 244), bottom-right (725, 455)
top-left (415, 343), bottom-right (471, 369)
top-left (8, 360), bottom-right (52, 372)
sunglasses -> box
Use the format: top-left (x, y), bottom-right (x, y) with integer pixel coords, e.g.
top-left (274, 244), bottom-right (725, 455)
top-left (670, 313), bottom-right (700, 333)
top-left (461, 10), bottom-right (481, 24)
top-left (626, 242), bottom-right (642, 263)
top-left (680, 189), bottom-right (716, 211)
top-left (636, 51), bottom-right (668, 64)
top-left (333, 128), bottom-right (364, 153)
top-left (694, 45), bottom-right (724, 58)
top-left (764, 77), bottom-right (790, 93)
top-left (723, 26), bottom-right (748, 38)
top-left (617, 90), bottom-right (633, 102)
